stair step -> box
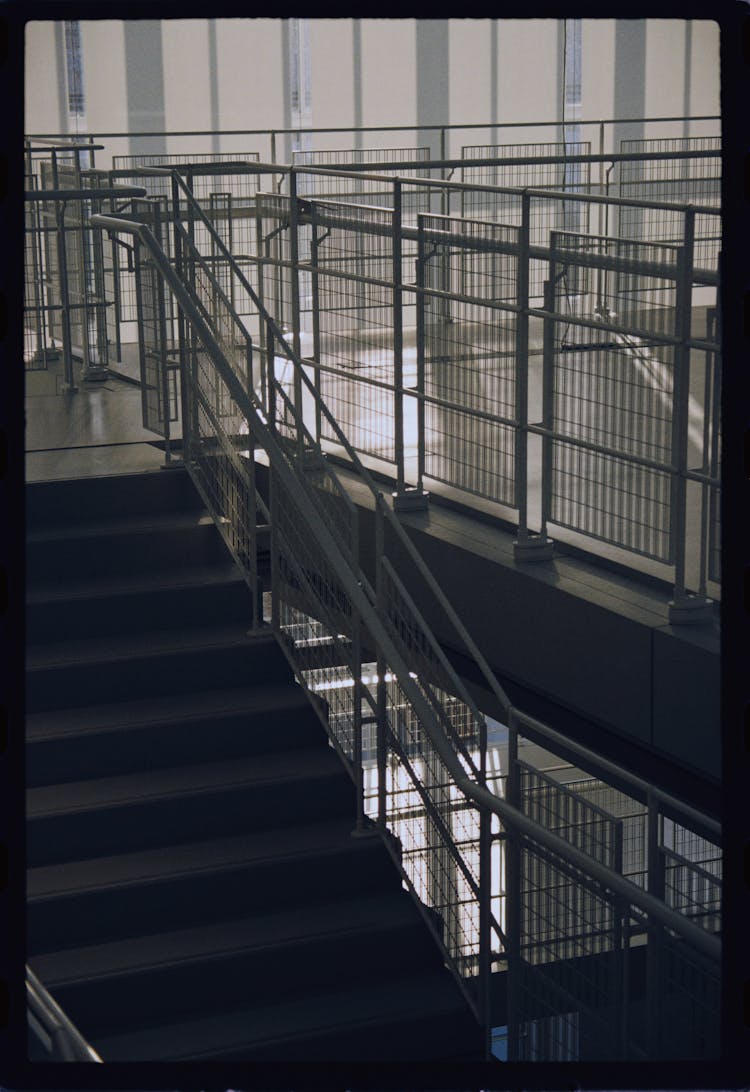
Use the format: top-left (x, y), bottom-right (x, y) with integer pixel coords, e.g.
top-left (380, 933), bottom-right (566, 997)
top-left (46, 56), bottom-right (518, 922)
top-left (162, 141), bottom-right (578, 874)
top-left (27, 681), bottom-right (317, 784)
top-left (26, 468), bottom-right (202, 530)
top-left (27, 748), bottom-right (356, 866)
top-left (26, 511), bottom-right (232, 582)
top-left (30, 891), bottom-right (441, 1036)
top-left (90, 971), bottom-right (479, 1061)
top-left (26, 564), bottom-right (257, 643)
top-left (28, 819), bottom-right (401, 950)
top-left (26, 626), bottom-right (291, 711)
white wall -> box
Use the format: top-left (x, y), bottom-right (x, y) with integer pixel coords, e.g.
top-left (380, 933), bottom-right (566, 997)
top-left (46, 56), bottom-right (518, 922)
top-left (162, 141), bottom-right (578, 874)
top-left (497, 20), bottom-right (559, 146)
top-left (359, 19), bottom-right (417, 143)
top-left (214, 18), bottom-right (285, 158)
top-left (80, 21), bottom-right (129, 167)
top-left (310, 18), bottom-right (354, 150)
top-left (162, 20), bottom-right (212, 157)
top-left (24, 17), bottom-right (721, 159)
top-left (25, 22), bottom-right (62, 135)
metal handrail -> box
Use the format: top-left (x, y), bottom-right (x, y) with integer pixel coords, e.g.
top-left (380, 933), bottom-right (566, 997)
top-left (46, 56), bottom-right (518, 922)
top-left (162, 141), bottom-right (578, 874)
top-left (90, 207), bottom-right (721, 967)
top-left (27, 114), bottom-right (721, 141)
top-left (26, 965), bottom-right (102, 1062)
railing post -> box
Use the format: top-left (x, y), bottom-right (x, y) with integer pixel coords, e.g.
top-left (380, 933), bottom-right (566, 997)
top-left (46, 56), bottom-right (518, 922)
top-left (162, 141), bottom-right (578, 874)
top-left (266, 319), bottom-right (278, 436)
top-left (669, 207), bottom-right (712, 623)
top-left (646, 789), bottom-right (665, 1058)
top-left (245, 339), bottom-right (263, 632)
top-left (287, 170), bottom-right (304, 454)
top-left (393, 180), bottom-right (428, 513)
top-left (375, 496), bottom-right (388, 830)
top-left (415, 215), bottom-right (427, 496)
top-left (505, 708), bottom-right (522, 1061)
top-left (478, 707), bottom-right (492, 1059)
top-left (612, 820), bottom-right (628, 1058)
top-left (55, 199), bottom-right (77, 392)
top-left (515, 192), bottom-right (553, 560)
top-left (310, 212), bottom-right (323, 446)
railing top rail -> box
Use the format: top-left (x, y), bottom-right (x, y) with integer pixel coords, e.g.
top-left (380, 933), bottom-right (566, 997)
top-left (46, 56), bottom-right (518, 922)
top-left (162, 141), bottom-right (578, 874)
top-left (25, 114), bottom-right (721, 140)
top-left (291, 166), bottom-right (721, 216)
top-left (24, 185), bottom-right (148, 202)
top-left (89, 206), bottom-right (721, 967)
top-left (295, 149), bottom-right (722, 171)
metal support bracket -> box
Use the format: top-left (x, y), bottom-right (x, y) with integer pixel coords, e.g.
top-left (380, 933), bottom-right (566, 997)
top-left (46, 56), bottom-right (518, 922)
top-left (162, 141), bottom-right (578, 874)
top-left (393, 487), bottom-right (430, 513)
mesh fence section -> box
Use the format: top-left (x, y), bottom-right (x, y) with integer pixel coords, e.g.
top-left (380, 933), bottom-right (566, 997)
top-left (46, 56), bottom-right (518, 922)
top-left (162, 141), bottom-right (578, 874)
top-left (383, 675), bottom-right (483, 977)
top-left (380, 557), bottom-right (485, 770)
top-left (420, 213), bottom-right (519, 507)
top-left (24, 174), bottom-right (50, 369)
top-left (654, 929), bottom-right (721, 1058)
top-left (516, 844), bottom-right (625, 1060)
top-left (190, 362), bottom-right (256, 574)
top-left (461, 142), bottom-right (592, 297)
top-left (293, 147), bottom-right (431, 217)
top-left (546, 232), bottom-right (681, 562)
top-left (134, 243), bottom-right (178, 436)
top-left (310, 200), bottom-right (398, 463)
top-left (617, 138), bottom-right (721, 272)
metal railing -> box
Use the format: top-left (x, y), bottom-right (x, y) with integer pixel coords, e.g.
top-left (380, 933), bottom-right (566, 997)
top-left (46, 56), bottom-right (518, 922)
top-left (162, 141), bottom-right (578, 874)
top-left (88, 183), bottom-right (721, 1061)
top-left (27, 114), bottom-right (721, 170)
top-left (24, 136), bottom-right (721, 615)
top-left (27, 965), bottom-right (102, 1062)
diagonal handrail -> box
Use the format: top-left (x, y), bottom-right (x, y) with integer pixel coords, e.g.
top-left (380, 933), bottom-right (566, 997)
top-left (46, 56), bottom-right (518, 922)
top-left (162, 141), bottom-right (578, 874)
top-left (27, 965), bottom-right (102, 1062)
top-left (90, 208), bottom-right (721, 966)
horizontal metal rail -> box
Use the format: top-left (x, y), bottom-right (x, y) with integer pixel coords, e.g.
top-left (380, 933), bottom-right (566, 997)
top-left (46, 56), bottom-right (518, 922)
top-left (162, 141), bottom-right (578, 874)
top-left (24, 186), bottom-right (147, 201)
top-left (27, 114), bottom-right (720, 140)
top-left (91, 207), bottom-right (721, 967)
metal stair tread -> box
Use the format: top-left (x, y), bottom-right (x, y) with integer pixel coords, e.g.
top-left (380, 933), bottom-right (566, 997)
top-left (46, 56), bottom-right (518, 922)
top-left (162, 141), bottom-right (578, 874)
top-left (26, 562), bottom-right (248, 604)
top-left (30, 891), bottom-right (418, 985)
top-left (27, 818), bottom-right (375, 901)
top-left (26, 620), bottom-right (268, 671)
top-left (90, 971), bottom-right (469, 1060)
top-left (26, 680), bottom-right (310, 742)
top-left (27, 747), bottom-right (344, 819)
top-left (26, 509), bottom-right (215, 544)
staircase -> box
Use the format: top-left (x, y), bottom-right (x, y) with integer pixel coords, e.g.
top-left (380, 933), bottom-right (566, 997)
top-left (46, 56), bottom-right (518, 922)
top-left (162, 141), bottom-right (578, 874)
top-left (26, 467), bottom-right (483, 1062)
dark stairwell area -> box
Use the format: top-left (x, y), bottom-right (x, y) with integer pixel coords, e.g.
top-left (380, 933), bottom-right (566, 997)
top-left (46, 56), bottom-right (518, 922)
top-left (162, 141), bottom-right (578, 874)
top-left (25, 467), bottom-right (484, 1062)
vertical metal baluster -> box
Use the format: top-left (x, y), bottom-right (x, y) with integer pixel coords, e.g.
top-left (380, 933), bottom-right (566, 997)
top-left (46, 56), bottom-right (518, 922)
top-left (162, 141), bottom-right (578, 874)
top-left (669, 208), bottom-right (711, 622)
top-left (375, 496), bottom-right (388, 830)
top-left (506, 707), bottom-right (522, 1061)
top-left (392, 180), bottom-right (405, 496)
top-left (416, 215), bottom-right (427, 496)
top-left (646, 789), bottom-right (664, 1058)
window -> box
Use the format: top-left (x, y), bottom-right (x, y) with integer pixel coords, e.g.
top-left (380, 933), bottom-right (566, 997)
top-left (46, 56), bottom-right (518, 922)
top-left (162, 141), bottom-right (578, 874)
top-left (64, 20), bottom-right (85, 118)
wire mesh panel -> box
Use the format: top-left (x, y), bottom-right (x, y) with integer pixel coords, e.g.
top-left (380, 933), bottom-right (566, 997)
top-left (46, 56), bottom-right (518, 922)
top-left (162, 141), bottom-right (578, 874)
top-left (618, 139), bottom-right (721, 272)
top-left (293, 147), bottom-right (431, 217)
top-left (24, 173), bottom-right (52, 370)
top-left (309, 200), bottom-right (398, 464)
top-left (112, 152), bottom-right (261, 202)
top-left (544, 231), bottom-right (682, 562)
top-left (653, 928), bottom-right (721, 1058)
top-left (257, 192), bottom-right (298, 339)
top-left (418, 213), bottom-right (520, 508)
top-left (461, 143), bottom-right (592, 297)
top-left (133, 209), bottom-right (179, 436)
top-left (514, 842), bottom-right (626, 1061)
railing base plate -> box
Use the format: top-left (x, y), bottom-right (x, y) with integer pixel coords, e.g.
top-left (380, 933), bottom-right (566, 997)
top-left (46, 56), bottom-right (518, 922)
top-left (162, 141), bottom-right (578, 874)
top-left (513, 534), bottom-right (555, 561)
top-left (393, 488), bottom-right (430, 513)
top-left (668, 595), bottom-right (715, 625)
